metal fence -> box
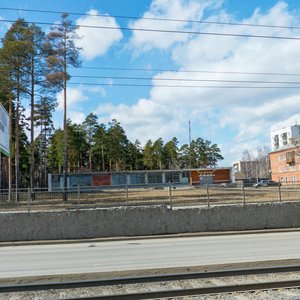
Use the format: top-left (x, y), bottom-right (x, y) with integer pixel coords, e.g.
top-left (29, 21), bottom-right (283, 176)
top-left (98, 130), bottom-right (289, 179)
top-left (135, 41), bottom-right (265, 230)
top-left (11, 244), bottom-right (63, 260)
top-left (0, 183), bottom-right (299, 212)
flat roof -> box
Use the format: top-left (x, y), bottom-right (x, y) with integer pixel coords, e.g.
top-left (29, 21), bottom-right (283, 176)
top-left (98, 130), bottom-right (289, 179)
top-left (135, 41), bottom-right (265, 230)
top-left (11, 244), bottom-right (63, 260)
top-left (269, 144), bottom-right (297, 154)
top-left (50, 167), bottom-right (232, 176)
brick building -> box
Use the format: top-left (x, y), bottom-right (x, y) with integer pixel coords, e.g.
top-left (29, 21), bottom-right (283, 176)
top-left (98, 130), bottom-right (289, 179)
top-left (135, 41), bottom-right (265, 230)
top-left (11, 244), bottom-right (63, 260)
top-left (269, 125), bottom-right (300, 184)
top-left (270, 146), bottom-right (300, 183)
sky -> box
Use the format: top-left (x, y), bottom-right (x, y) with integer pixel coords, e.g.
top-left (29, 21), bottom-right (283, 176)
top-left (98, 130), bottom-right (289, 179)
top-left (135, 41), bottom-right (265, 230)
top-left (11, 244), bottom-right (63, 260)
top-left (1, 0), bottom-right (300, 166)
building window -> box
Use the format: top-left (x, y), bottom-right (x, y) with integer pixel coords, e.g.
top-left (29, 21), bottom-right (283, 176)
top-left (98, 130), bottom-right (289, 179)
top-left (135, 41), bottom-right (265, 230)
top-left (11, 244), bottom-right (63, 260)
top-left (282, 132), bottom-right (288, 145)
top-left (148, 172), bottom-right (163, 184)
top-left (292, 176), bottom-right (297, 183)
top-left (165, 172), bottom-right (180, 183)
top-left (279, 155), bottom-right (281, 162)
top-left (286, 177), bottom-right (288, 183)
top-left (279, 166), bottom-right (282, 173)
top-left (290, 165), bottom-right (295, 171)
top-left (273, 135), bottom-right (279, 149)
top-left (129, 173), bottom-right (145, 185)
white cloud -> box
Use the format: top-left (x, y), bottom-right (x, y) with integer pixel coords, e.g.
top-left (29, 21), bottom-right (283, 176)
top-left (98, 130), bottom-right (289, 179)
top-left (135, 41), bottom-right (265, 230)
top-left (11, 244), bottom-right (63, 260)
top-left (129, 0), bottom-right (222, 51)
top-left (271, 114), bottom-right (300, 131)
top-left (96, 99), bottom-right (186, 144)
top-left (0, 16), bottom-right (11, 34)
top-left (97, 1), bottom-right (300, 165)
top-left (56, 86), bottom-right (88, 111)
top-left (68, 111), bottom-right (86, 125)
top-left (85, 86), bottom-right (107, 97)
top-left (76, 9), bottom-right (123, 60)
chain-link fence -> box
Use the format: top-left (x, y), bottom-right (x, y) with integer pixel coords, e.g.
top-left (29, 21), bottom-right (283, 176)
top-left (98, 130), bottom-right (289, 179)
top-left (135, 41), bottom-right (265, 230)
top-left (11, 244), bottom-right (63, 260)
top-left (0, 183), bottom-right (299, 212)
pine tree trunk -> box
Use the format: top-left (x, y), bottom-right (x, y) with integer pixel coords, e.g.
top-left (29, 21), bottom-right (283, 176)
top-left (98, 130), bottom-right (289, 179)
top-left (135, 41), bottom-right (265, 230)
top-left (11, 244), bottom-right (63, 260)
top-left (102, 144), bottom-right (105, 171)
top-left (89, 145), bottom-right (92, 172)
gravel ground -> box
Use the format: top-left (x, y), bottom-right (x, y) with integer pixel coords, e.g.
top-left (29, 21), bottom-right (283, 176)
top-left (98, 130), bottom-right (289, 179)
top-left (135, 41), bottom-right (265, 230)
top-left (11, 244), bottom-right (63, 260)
top-left (190, 288), bottom-right (300, 299)
top-left (2, 272), bottom-right (300, 299)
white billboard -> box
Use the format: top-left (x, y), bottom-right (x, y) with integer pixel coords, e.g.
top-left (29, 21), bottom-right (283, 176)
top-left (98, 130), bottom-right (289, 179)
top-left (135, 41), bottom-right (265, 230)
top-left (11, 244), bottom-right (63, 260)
top-left (0, 103), bottom-right (9, 157)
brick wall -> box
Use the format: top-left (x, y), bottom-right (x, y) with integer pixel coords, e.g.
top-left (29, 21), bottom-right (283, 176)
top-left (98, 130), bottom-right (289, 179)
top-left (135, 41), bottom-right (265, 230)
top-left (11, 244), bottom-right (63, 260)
top-left (270, 147), bottom-right (300, 183)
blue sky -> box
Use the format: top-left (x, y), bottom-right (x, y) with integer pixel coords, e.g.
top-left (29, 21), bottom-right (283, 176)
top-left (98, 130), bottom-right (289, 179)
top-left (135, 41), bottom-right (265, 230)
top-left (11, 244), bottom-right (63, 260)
top-left (1, 0), bottom-right (300, 166)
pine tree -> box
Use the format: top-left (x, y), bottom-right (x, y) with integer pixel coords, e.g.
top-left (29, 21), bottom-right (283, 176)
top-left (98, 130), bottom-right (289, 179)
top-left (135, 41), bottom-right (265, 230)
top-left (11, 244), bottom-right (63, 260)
top-left (92, 124), bottom-right (107, 171)
top-left (106, 119), bottom-right (128, 171)
top-left (48, 129), bottom-right (64, 174)
top-left (143, 140), bottom-right (154, 170)
top-left (164, 137), bottom-right (179, 169)
top-left (83, 113), bottom-right (98, 172)
top-left (153, 138), bottom-right (164, 170)
top-left (67, 121), bottom-right (88, 172)
top-left (0, 18), bottom-right (31, 195)
top-left (35, 96), bottom-right (57, 186)
top-left (45, 13), bottom-right (81, 199)
top-left (126, 140), bottom-right (144, 170)
top-left (25, 23), bottom-right (48, 190)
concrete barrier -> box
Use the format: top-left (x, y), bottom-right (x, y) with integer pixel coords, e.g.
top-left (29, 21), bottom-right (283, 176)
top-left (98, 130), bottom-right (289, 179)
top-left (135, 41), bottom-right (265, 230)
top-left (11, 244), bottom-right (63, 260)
top-left (1, 202), bottom-right (300, 241)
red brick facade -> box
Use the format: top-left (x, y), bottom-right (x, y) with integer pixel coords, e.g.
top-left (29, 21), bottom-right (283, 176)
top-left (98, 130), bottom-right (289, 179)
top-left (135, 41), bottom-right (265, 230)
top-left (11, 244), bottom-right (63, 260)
top-left (190, 169), bottom-right (231, 185)
top-left (270, 146), bottom-right (300, 183)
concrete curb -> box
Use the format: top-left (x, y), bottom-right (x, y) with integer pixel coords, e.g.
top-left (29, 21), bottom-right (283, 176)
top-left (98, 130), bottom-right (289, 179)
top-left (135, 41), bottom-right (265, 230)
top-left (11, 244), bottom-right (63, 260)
top-left (2, 258), bottom-right (300, 285)
top-left (1, 227), bottom-right (300, 247)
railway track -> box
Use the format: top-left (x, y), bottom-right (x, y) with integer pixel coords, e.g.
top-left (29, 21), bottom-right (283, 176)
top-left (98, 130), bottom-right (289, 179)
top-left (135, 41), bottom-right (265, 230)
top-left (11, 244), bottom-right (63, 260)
top-left (64, 280), bottom-right (300, 299)
top-left (2, 265), bottom-right (300, 299)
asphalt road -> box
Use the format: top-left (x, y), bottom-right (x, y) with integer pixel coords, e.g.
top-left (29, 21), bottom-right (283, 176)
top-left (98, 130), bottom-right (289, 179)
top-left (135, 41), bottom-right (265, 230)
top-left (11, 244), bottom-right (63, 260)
top-left (1, 231), bottom-right (300, 278)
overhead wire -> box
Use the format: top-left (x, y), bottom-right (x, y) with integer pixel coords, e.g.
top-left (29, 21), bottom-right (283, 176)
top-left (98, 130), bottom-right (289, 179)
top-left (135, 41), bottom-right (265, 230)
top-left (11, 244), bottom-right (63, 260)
top-left (2, 7), bottom-right (300, 89)
top-left (1, 38), bottom-right (299, 85)
top-left (0, 18), bottom-right (300, 41)
top-left (68, 82), bottom-right (300, 89)
top-left (73, 66), bottom-right (300, 77)
top-left (70, 75), bottom-right (300, 85)
top-left (1, 6), bottom-right (300, 31)
top-left (1, 50), bottom-right (298, 80)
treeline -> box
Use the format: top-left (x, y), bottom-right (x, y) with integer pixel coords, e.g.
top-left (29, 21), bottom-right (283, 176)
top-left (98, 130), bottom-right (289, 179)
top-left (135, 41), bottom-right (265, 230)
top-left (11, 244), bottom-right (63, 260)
top-left (0, 16), bottom-right (223, 189)
top-left (47, 115), bottom-right (223, 175)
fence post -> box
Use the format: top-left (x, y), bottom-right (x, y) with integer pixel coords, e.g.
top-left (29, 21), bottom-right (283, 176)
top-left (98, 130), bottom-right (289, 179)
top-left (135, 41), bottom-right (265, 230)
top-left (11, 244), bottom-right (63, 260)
top-left (242, 182), bottom-right (246, 205)
top-left (206, 184), bottom-right (210, 207)
top-left (77, 185), bottom-right (80, 209)
top-left (278, 183), bottom-right (282, 202)
top-left (126, 183), bottom-right (129, 205)
top-left (27, 187), bottom-right (31, 212)
top-left (169, 182), bottom-right (173, 209)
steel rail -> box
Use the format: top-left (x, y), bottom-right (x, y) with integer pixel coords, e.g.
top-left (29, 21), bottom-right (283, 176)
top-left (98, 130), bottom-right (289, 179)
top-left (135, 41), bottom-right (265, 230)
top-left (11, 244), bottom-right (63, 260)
top-left (1, 265), bottom-right (300, 294)
top-left (64, 279), bottom-right (300, 299)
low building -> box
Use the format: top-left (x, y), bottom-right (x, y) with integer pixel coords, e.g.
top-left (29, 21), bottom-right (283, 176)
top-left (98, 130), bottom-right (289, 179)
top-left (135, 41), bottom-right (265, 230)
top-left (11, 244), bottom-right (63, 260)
top-left (48, 168), bottom-right (233, 191)
top-left (232, 160), bottom-right (259, 181)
